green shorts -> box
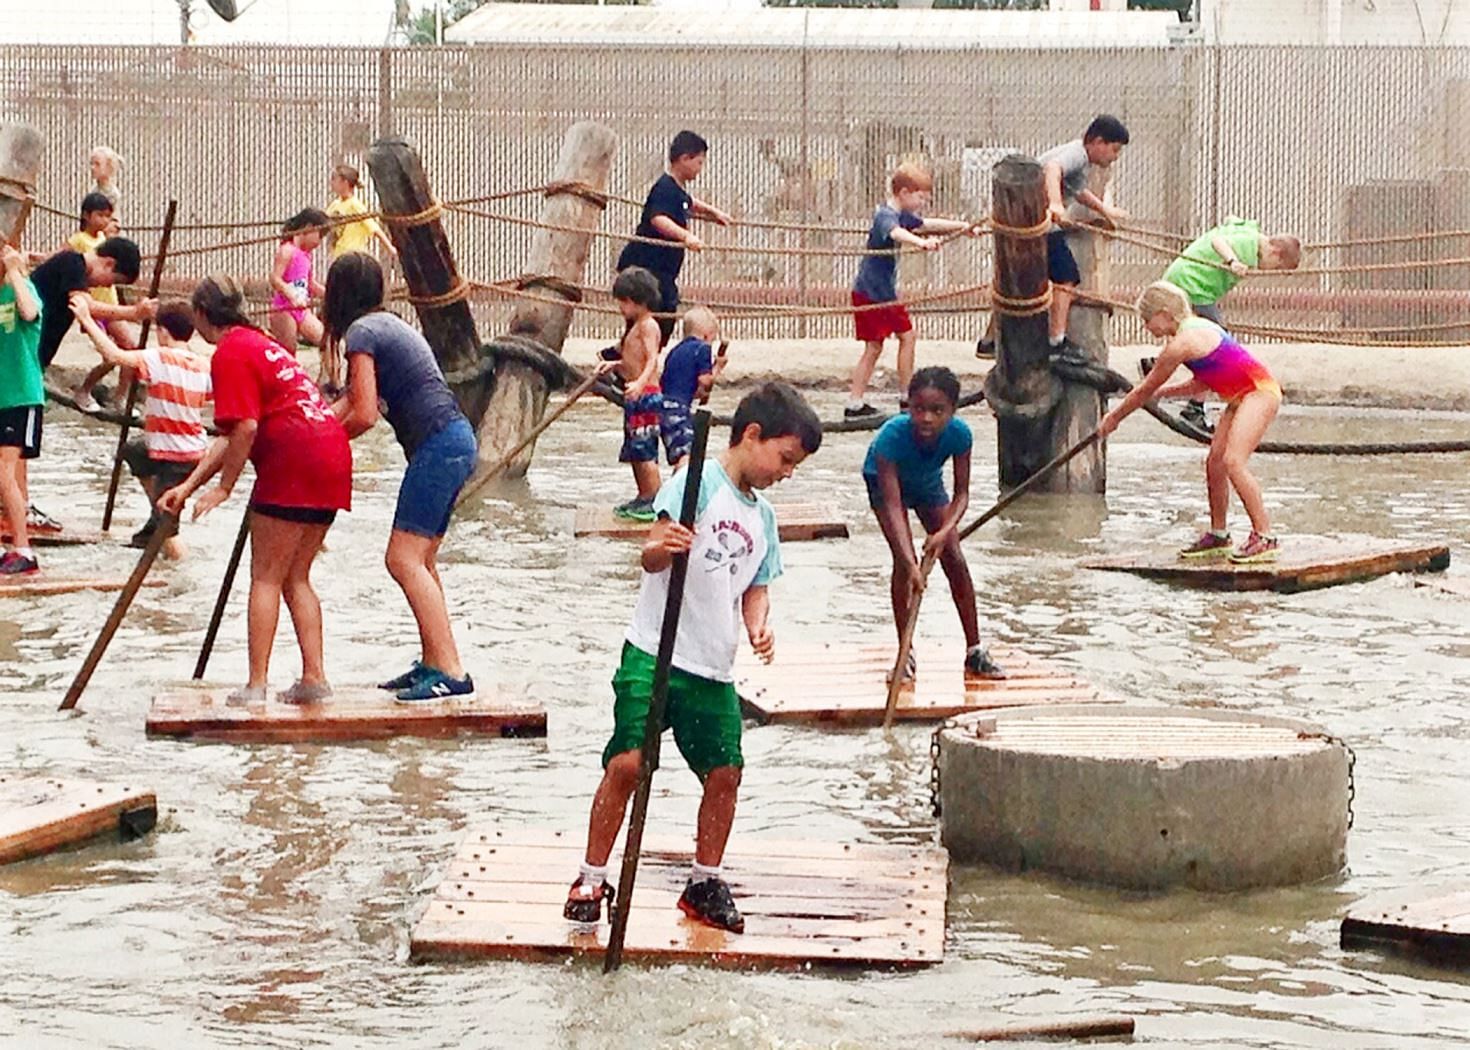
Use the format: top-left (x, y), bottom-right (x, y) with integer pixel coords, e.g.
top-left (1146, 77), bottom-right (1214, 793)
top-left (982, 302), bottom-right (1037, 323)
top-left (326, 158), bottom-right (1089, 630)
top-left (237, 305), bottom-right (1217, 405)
top-left (602, 642), bottom-right (744, 779)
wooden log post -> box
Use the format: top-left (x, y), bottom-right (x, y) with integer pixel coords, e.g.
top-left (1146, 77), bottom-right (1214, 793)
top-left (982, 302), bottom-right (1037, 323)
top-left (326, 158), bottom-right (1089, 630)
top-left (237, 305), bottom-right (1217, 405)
top-left (984, 154), bottom-right (1106, 493)
top-left (480, 121), bottom-right (616, 477)
top-left (0, 123), bottom-right (44, 246)
top-left (1055, 168), bottom-right (1115, 493)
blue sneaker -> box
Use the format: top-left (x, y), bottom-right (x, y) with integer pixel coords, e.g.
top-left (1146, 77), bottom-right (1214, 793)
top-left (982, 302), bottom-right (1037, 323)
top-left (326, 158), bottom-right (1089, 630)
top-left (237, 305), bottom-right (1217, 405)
top-left (395, 668), bottom-right (474, 703)
top-left (379, 661), bottom-right (425, 691)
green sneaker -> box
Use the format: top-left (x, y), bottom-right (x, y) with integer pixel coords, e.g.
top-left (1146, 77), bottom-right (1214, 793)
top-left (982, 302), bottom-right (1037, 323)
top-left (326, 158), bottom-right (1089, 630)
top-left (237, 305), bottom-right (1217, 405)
top-left (614, 498), bottom-right (656, 523)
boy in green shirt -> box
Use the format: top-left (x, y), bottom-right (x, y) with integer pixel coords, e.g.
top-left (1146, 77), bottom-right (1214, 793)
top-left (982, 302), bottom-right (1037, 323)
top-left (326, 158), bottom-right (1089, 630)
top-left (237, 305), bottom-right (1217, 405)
top-left (0, 245), bottom-right (45, 575)
top-left (1156, 218), bottom-right (1300, 430)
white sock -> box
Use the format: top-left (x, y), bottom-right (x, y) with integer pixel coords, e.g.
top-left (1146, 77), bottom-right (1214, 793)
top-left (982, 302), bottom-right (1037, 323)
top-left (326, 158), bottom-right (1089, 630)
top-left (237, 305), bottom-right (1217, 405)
top-left (846, 397), bottom-right (865, 410)
top-left (578, 860), bottom-right (608, 886)
top-left (1210, 529), bottom-right (1228, 539)
top-left (15, 547), bottom-right (33, 559)
top-left (690, 860), bottom-right (721, 885)
top-left (1048, 334), bottom-right (1064, 347)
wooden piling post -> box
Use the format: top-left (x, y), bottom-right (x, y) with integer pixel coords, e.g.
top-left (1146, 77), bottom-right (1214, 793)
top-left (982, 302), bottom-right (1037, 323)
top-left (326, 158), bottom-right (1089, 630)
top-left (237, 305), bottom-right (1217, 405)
top-left (0, 123), bottom-right (43, 246)
top-left (985, 155), bottom-right (1106, 492)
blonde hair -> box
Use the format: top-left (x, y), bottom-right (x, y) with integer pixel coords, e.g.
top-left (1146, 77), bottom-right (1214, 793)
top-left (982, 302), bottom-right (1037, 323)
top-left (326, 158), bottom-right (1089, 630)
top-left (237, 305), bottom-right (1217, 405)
top-left (1136, 281), bottom-right (1193, 326)
top-left (890, 163), bottom-right (933, 195)
top-left (1268, 235), bottom-right (1301, 269)
top-left (681, 305), bottom-right (719, 341)
top-left (89, 146), bottom-right (122, 176)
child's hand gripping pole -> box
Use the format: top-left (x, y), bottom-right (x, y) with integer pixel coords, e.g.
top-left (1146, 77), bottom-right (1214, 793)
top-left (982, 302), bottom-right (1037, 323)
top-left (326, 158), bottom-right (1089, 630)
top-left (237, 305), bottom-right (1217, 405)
top-left (880, 428), bottom-right (1104, 729)
top-left (603, 409), bottom-right (713, 974)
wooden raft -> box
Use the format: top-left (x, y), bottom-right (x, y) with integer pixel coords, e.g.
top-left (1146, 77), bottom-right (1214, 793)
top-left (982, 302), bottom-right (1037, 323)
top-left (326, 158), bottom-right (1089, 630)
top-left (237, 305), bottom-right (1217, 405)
top-left (0, 527), bottom-right (109, 548)
top-left (146, 686), bottom-right (547, 744)
top-left (574, 503), bottom-right (848, 542)
top-left (0, 575), bottom-right (165, 598)
top-left (738, 641), bottom-right (1114, 726)
top-left (411, 827), bottom-right (946, 968)
top-left (1081, 536), bottom-right (1450, 593)
top-left (1341, 889), bottom-right (1470, 969)
top-left (0, 775), bottom-right (157, 865)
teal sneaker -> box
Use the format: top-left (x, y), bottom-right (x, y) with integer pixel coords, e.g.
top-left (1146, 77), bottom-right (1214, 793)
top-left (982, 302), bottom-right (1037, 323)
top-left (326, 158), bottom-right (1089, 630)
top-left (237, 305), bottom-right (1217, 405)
top-left (379, 661), bottom-right (426, 691)
top-left (395, 668), bottom-right (475, 703)
top-left (613, 498), bottom-right (656, 523)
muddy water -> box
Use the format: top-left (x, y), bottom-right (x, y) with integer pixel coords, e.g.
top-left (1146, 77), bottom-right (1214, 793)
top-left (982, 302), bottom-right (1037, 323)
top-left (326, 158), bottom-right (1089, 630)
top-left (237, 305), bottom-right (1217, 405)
top-left (3, 397), bottom-right (1470, 1049)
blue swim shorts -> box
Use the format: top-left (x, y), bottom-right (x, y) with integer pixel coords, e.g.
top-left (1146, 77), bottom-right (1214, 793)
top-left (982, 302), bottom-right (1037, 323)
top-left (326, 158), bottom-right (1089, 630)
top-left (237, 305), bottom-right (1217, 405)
top-left (620, 388), bottom-right (664, 464)
top-left (659, 396), bottom-right (694, 464)
top-left (394, 416), bottom-right (477, 538)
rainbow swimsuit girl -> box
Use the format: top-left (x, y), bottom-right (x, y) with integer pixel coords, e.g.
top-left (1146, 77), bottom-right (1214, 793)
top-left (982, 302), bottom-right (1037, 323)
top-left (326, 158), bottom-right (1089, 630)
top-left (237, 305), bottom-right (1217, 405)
top-left (1180, 317), bottom-right (1280, 404)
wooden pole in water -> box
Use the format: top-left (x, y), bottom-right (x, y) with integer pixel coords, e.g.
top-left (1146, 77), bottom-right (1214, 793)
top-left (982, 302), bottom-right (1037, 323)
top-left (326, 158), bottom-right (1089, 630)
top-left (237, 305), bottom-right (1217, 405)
top-left (604, 410), bottom-right (712, 974)
top-left (948, 1013), bottom-right (1136, 1042)
top-left (102, 200), bottom-right (178, 532)
top-left (59, 514), bottom-right (179, 711)
top-left (882, 429), bottom-right (1102, 727)
top-left (192, 507), bottom-right (251, 680)
top-left (0, 123), bottom-right (43, 247)
top-left (986, 155), bottom-right (1105, 493)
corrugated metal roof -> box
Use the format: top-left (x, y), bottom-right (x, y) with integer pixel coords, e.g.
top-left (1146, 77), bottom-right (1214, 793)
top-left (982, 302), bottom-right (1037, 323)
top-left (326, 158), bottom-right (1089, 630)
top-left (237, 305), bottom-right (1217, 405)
top-left (446, 2), bottom-right (1179, 49)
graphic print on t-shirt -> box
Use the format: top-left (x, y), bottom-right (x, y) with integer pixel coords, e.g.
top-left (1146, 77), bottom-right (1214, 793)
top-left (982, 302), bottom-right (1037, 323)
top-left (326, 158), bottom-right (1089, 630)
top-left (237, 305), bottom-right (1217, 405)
top-left (702, 517), bottom-right (756, 577)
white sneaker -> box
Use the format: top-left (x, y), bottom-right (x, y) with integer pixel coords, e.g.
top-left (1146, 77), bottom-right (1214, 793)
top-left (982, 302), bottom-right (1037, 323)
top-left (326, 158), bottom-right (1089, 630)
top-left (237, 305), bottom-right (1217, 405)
top-left (74, 389), bottom-right (103, 413)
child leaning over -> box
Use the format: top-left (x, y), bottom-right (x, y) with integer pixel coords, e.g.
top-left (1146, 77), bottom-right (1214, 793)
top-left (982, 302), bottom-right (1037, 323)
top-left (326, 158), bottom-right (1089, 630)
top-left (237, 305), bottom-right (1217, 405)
top-left (659, 305), bottom-right (727, 470)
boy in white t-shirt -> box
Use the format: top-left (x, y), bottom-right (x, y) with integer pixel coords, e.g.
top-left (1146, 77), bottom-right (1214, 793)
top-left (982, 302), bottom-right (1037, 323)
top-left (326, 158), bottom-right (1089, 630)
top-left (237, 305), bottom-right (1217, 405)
top-left (564, 382), bottom-right (823, 935)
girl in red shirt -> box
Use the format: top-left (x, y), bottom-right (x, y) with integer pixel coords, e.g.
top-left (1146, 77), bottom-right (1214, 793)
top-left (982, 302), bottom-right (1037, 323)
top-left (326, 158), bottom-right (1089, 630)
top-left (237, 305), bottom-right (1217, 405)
top-left (160, 274), bottom-right (352, 705)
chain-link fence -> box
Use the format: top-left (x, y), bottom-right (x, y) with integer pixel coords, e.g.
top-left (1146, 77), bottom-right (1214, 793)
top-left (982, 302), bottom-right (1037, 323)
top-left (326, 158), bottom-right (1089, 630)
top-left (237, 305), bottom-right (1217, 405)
top-left (5, 43), bottom-right (1469, 343)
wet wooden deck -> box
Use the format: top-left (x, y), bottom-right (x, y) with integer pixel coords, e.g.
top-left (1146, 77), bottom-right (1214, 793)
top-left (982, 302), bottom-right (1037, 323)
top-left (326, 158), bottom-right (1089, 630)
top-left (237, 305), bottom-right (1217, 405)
top-left (410, 827), bottom-right (946, 968)
top-left (1081, 536), bottom-right (1449, 593)
top-left (737, 641), bottom-right (1115, 725)
top-left (1341, 889), bottom-right (1470, 969)
top-left (146, 686), bottom-right (547, 744)
top-left (0, 576), bottom-right (165, 598)
top-left (0, 775), bottom-right (157, 865)
top-left (574, 503), bottom-right (848, 542)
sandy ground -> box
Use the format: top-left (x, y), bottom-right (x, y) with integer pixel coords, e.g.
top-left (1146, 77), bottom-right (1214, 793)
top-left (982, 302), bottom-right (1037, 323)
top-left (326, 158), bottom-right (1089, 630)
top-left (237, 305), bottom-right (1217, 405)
top-left (44, 329), bottom-right (1470, 412)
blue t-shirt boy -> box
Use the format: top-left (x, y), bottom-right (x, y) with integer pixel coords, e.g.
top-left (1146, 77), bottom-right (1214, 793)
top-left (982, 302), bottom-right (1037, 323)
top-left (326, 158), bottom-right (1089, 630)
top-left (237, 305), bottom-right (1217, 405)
top-left (862, 414), bottom-right (972, 509)
top-left (660, 335), bottom-right (712, 407)
top-left (852, 204), bottom-right (923, 304)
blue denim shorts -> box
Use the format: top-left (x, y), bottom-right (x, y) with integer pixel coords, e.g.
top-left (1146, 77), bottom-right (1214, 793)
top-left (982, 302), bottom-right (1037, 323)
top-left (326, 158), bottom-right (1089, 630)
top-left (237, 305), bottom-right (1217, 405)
top-left (394, 416), bottom-right (477, 538)
top-left (864, 472), bottom-right (949, 511)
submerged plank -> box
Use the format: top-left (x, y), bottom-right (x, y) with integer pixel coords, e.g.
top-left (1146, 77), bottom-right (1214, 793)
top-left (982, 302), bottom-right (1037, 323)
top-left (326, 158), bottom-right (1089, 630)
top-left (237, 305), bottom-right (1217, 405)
top-left (0, 775), bottom-right (157, 865)
top-left (146, 685), bottom-right (546, 743)
top-left (1341, 888), bottom-right (1470, 969)
top-left (0, 576), bottom-right (166, 598)
top-left (574, 503), bottom-right (848, 542)
top-left (738, 641), bottom-right (1116, 725)
top-left (1081, 536), bottom-right (1449, 593)
top-left (411, 827), bottom-right (947, 969)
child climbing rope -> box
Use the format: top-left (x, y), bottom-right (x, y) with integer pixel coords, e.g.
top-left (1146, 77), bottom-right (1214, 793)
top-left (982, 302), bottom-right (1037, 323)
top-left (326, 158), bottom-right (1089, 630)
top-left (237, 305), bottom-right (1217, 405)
top-left (863, 366), bottom-right (1004, 682)
top-left (1100, 280), bottom-right (1282, 564)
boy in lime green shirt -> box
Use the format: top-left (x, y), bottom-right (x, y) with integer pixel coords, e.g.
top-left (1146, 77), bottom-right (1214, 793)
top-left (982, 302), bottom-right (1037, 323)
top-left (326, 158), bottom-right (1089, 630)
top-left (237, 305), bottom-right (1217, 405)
top-left (0, 245), bottom-right (45, 575)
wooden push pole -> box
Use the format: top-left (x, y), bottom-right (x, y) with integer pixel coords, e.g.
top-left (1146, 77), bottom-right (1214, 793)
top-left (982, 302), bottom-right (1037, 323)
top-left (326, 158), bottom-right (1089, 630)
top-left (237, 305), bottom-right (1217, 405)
top-left (882, 430), bottom-right (1102, 727)
top-left (0, 123), bottom-right (42, 247)
top-left (604, 410), bottom-right (712, 974)
top-left (985, 155), bottom-right (1105, 493)
top-left (102, 200), bottom-right (178, 532)
top-left (59, 514), bottom-right (179, 711)
top-left (192, 507), bottom-right (251, 680)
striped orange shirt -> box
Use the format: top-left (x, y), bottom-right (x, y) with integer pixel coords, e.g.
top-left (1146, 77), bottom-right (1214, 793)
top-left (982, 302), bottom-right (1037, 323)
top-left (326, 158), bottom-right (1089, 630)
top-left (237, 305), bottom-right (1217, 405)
top-left (138, 347), bottom-right (212, 462)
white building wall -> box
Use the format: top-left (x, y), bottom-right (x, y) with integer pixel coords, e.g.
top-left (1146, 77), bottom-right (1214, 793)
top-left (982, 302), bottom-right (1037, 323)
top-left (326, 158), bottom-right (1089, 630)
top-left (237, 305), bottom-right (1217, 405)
top-left (1208, 0), bottom-right (1470, 45)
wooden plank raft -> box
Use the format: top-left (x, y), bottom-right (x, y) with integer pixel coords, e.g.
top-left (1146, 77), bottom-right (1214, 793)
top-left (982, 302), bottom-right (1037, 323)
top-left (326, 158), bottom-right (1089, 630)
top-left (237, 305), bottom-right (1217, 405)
top-left (0, 575), bottom-right (166, 598)
top-left (0, 775), bottom-right (157, 865)
top-left (1081, 536), bottom-right (1450, 593)
top-left (410, 826), bottom-right (946, 968)
top-left (146, 685), bottom-right (546, 744)
top-left (738, 641), bottom-right (1115, 726)
top-left (574, 503), bottom-right (848, 542)
top-left (1, 526), bottom-right (110, 548)
top-left (1341, 888), bottom-right (1470, 969)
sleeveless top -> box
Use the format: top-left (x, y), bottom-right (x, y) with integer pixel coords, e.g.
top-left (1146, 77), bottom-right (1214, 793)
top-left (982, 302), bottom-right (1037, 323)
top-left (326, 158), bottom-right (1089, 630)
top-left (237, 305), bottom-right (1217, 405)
top-left (1180, 317), bottom-right (1280, 403)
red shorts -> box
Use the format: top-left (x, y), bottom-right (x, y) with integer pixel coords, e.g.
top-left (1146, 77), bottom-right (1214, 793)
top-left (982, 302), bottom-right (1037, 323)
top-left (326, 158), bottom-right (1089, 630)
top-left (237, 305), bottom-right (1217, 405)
top-left (852, 291), bottom-right (912, 343)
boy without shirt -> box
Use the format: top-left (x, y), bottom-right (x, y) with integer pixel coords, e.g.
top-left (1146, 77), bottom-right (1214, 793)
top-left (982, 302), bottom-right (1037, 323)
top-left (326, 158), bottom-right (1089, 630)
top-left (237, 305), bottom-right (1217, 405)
top-left (611, 267), bottom-right (667, 522)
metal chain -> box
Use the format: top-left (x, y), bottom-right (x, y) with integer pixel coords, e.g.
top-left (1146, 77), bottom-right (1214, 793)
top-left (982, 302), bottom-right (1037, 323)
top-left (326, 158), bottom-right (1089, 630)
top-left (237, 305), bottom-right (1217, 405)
top-left (929, 718), bottom-right (961, 818)
top-left (1302, 732), bottom-right (1357, 829)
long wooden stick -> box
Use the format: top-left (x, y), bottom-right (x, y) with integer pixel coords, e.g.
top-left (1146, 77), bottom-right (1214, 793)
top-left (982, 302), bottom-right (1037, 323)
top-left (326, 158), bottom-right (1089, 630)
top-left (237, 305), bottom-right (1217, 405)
top-left (192, 506), bottom-right (251, 680)
top-left (603, 410), bottom-right (712, 974)
top-left (454, 368), bottom-right (603, 510)
top-left (59, 513), bottom-right (178, 711)
top-left (102, 199), bottom-right (177, 532)
top-left (881, 429), bottom-right (1102, 727)
top-left (947, 1013), bottom-right (1136, 1042)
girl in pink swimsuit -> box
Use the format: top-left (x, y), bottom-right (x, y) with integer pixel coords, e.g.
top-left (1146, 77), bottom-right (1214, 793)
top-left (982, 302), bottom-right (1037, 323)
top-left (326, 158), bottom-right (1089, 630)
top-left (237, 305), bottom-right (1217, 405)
top-left (1100, 280), bottom-right (1282, 564)
top-left (268, 208), bottom-right (328, 373)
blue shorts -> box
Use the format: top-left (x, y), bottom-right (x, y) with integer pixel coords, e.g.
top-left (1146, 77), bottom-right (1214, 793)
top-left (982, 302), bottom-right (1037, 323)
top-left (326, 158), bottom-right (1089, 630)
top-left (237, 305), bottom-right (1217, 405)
top-left (620, 388), bottom-right (664, 464)
top-left (394, 416), bottom-right (477, 538)
top-left (1046, 229), bottom-right (1081, 286)
top-left (864, 472), bottom-right (949, 511)
top-left (659, 397), bottom-right (694, 464)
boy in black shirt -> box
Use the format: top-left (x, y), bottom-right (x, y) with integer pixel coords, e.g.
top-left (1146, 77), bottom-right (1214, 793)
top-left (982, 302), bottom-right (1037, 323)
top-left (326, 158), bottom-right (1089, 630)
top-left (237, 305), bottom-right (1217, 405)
top-left (616, 130), bottom-right (731, 345)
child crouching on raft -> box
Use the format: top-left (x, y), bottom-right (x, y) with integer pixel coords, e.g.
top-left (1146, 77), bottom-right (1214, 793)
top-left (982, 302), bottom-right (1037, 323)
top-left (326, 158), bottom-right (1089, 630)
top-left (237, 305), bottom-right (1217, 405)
top-left (1099, 280), bottom-right (1282, 564)
top-left (863, 366), bottom-right (1004, 682)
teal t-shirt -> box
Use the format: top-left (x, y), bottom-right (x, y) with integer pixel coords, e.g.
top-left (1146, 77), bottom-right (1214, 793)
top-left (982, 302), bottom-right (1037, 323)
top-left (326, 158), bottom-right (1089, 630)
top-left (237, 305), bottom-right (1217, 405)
top-left (0, 278), bottom-right (43, 410)
top-left (1162, 218), bottom-right (1261, 306)
top-left (862, 414), bottom-right (972, 491)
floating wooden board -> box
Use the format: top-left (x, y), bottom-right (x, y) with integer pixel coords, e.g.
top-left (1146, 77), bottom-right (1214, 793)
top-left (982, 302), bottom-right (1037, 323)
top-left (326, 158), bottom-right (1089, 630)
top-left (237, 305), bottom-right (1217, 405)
top-left (1081, 536), bottom-right (1449, 593)
top-left (0, 576), bottom-right (165, 598)
top-left (737, 641), bottom-right (1115, 725)
top-left (1414, 576), bottom-right (1470, 599)
top-left (410, 826), bottom-right (946, 969)
top-left (574, 503), bottom-right (848, 542)
top-left (0, 526), bottom-right (110, 548)
top-left (0, 775), bottom-right (157, 865)
top-left (146, 685), bottom-right (546, 744)
top-left (1341, 888), bottom-right (1470, 969)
